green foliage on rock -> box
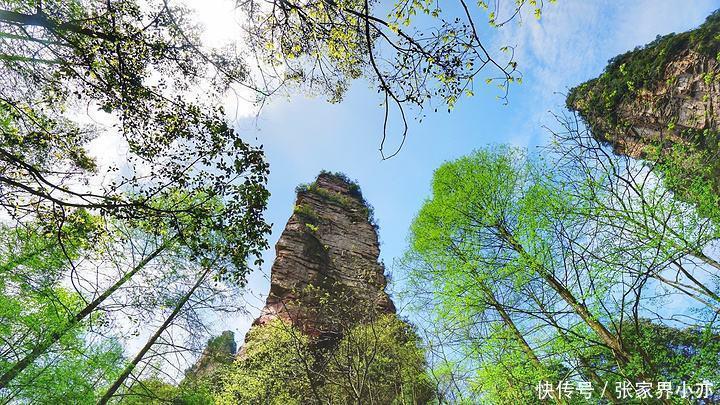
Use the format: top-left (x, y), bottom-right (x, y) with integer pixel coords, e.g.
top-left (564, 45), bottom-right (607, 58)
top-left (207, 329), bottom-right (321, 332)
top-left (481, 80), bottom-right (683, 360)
top-left (295, 172), bottom-right (379, 229)
top-left (567, 10), bottom-right (720, 126)
top-left (647, 139), bottom-right (720, 223)
top-left (566, 9), bottom-right (720, 231)
top-left (216, 319), bottom-right (316, 405)
top-left (294, 204), bottom-right (320, 224)
top-left (217, 315), bottom-right (435, 404)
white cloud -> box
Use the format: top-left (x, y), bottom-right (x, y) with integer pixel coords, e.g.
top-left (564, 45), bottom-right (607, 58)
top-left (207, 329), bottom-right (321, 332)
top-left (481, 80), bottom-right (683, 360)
top-left (182, 0), bottom-right (244, 48)
top-left (180, 0), bottom-right (268, 119)
top-left (499, 0), bottom-right (718, 100)
top-left (489, 0), bottom-right (718, 146)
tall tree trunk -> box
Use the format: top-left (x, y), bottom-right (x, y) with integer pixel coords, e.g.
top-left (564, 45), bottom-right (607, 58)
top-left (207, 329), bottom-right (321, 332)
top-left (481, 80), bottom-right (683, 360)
top-left (480, 285), bottom-right (567, 405)
top-left (97, 266), bottom-right (211, 404)
top-left (673, 259), bottom-right (720, 304)
top-left (532, 295), bottom-right (620, 403)
top-left (482, 287), bottom-right (542, 367)
top-left (500, 227), bottom-right (673, 405)
top-left (497, 225), bottom-right (630, 364)
top-left (0, 239), bottom-right (171, 389)
top-left (692, 250), bottom-right (720, 272)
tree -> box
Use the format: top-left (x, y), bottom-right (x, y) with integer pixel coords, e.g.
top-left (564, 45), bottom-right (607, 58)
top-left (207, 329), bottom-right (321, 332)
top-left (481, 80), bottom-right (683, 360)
top-left (239, 0), bottom-right (555, 157)
top-left (216, 319), bottom-right (316, 405)
top-left (112, 332), bottom-right (236, 404)
top-left (97, 265), bottom-right (213, 403)
top-left (0, 1), bottom-right (270, 256)
top-left (408, 147), bottom-right (636, 359)
top-left (0, 220), bottom-right (125, 403)
top-left (547, 113), bottom-right (720, 312)
top-left (585, 319), bottom-right (720, 395)
top-left (217, 315), bottom-right (435, 404)
top-left (0, 193), bottom-right (253, 397)
top-left (404, 143), bottom-right (720, 402)
top-left (321, 314), bottom-right (435, 403)
top-left (0, 3), bottom-right (271, 388)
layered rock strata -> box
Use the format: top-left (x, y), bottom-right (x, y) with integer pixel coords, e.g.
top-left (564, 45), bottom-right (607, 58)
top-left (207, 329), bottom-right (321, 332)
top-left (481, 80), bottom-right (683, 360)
top-left (250, 172), bottom-right (395, 345)
top-left (567, 11), bottom-right (720, 202)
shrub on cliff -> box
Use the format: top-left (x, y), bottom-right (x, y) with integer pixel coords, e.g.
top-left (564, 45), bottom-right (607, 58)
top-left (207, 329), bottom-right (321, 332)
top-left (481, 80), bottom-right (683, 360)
top-left (216, 320), bottom-right (316, 405)
top-left (216, 315), bottom-right (435, 404)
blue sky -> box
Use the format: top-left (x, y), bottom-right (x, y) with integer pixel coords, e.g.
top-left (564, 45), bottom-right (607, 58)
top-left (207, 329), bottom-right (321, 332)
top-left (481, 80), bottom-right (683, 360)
top-left (206, 0), bottom-right (720, 339)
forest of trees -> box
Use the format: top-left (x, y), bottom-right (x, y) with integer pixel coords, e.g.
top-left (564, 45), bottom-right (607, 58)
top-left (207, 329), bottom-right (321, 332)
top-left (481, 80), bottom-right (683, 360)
top-left (404, 119), bottom-right (720, 402)
top-left (0, 0), bottom-right (718, 403)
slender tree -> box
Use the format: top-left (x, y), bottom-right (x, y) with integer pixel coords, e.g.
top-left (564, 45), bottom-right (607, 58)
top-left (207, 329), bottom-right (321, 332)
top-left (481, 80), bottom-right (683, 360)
top-left (403, 144), bottom-right (717, 401)
top-left (0, 220), bottom-right (125, 403)
top-left (97, 265), bottom-right (212, 404)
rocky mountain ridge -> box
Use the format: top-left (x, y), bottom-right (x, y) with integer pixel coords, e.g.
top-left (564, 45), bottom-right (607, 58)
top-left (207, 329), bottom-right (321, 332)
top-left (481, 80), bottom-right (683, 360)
top-left (190, 171), bottom-right (397, 372)
top-left (567, 10), bottom-right (720, 207)
top-left (249, 172), bottom-right (395, 346)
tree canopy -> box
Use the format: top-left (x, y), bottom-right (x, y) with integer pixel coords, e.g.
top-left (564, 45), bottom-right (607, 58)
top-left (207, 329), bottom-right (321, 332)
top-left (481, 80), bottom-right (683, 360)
top-left (404, 138), bottom-right (720, 402)
top-left (218, 315), bottom-right (435, 404)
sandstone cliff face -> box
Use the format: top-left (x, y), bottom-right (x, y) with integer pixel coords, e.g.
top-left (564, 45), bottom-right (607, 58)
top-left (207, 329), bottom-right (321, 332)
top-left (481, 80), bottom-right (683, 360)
top-left (250, 172), bottom-right (395, 345)
top-left (188, 173), bottom-right (395, 374)
top-left (569, 49), bottom-right (719, 159)
top-left (567, 10), bottom-right (720, 205)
